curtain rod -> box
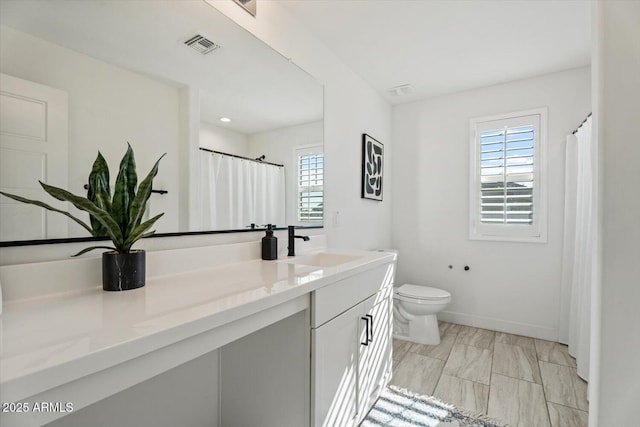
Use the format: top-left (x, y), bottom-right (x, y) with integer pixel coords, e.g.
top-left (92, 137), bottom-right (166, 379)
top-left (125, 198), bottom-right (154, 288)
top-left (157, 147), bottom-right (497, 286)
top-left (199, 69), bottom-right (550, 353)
top-left (572, 112), bottom-right (592, 135)
top-left (199, 147), bottom-right (284, 167)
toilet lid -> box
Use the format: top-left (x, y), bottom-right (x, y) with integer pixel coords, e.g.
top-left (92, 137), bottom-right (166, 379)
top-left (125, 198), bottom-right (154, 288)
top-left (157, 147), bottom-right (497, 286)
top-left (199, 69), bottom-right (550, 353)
top-left (395, 284), bottom-right (451, 300)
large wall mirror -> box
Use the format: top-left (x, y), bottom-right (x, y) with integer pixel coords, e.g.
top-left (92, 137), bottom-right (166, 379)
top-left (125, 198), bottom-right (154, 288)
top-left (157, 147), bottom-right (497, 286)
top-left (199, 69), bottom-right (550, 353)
top-left (0, 0), bottom-right (324, 245)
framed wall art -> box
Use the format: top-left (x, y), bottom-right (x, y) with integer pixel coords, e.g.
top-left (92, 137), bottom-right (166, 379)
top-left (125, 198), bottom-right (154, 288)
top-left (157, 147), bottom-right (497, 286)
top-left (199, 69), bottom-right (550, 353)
top-left (361, 134), bottom-right (384, 201)
top-left (233, 0), bottom-right (257, 16)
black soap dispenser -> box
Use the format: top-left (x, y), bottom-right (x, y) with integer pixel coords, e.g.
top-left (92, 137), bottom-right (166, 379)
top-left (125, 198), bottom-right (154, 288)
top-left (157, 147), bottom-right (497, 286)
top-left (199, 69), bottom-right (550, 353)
top-left (262, 224), bottom-right (278, 260)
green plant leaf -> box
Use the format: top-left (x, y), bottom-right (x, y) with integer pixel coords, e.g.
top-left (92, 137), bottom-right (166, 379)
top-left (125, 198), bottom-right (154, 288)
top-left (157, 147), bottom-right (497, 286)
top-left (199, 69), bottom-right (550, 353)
top-left (127, 153), bottom-right (166, 237)
top-left (0, 191), bottom-right (94, 234)
top-left (122, 212), bottom-right (164, 252)
top-left (87, 152), bottom-right (111, 236)
top-left (138, 231), bottom-right (156, 239)
top-left (72, 245), bottom-right (117, 257)
top-left (39, 181), bottom-right (124, 248)
top-left (111, 143), bottom-right (137, 235)
top-left (2, 143), bottom-right (166, 257)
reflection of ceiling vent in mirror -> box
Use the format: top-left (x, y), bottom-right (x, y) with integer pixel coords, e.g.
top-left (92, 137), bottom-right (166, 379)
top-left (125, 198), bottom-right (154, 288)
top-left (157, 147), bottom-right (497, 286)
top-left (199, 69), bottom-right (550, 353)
top-left (183, 34), bottom-right (221, 55)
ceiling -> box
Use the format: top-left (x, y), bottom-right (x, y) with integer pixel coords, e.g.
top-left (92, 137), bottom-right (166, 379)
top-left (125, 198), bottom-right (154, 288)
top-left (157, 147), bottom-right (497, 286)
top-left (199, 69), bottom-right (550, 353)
top-left (279, 0), bottom-right (591, 104)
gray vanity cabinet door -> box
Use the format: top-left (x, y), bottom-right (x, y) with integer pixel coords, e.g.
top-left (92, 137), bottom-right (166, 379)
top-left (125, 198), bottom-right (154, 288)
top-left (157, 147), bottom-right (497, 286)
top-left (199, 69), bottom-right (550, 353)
top-left (357, 288), bottom-right (393, 419)
top-left (311, 302), bottom-right (360, 427)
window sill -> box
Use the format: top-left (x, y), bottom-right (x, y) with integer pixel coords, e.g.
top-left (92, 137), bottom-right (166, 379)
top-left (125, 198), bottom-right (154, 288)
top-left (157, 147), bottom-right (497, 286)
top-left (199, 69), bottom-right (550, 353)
top-left (469, 232), bottom-right (547, 244)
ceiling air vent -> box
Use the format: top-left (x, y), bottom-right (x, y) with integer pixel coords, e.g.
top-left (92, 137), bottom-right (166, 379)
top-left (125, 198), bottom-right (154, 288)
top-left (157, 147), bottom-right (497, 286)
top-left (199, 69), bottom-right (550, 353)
top-left (389, 84), bottom-right (414, 97)
top-left (183, 34), bottom-right (220, 55)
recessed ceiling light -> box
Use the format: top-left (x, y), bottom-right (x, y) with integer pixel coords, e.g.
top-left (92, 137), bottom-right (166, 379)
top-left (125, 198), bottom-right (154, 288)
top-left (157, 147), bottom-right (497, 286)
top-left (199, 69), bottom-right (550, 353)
top-left (220, 117), bottom-right (231, 123)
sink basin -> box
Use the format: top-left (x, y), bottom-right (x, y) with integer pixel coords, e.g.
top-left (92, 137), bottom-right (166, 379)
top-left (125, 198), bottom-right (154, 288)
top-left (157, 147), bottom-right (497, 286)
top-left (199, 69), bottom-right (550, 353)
top-left (282, 253), bottom-right (363, 268)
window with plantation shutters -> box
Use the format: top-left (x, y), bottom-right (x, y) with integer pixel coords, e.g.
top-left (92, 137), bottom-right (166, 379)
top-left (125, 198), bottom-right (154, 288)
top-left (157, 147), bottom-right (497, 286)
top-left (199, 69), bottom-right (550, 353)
top-left (469, 109), bottom-right (547, 242)
top-left (296, 147), bottom-right (323, 223)
top-left (480, 124), bottom-right (535, 224)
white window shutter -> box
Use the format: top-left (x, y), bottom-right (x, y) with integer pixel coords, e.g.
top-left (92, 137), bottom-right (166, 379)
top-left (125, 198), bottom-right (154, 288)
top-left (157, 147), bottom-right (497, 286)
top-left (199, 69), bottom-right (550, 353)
top-left (297, 149), bottom-right (324, 222)
top-left (470, 108), bottom-right (547, 242)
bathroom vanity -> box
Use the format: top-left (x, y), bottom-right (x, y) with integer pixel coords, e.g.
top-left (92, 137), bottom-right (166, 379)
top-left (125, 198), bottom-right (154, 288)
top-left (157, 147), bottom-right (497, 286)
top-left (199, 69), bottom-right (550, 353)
top-left (312, 260), bottom-right (393, 426)
top-left (0, 240), bottom-right (395, 427)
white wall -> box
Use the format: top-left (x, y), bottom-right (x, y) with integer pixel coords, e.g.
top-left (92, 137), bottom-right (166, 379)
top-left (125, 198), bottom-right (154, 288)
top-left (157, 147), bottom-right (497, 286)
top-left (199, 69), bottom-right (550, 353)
top-left (199, 121), bottom-right (249, 156)
top-left (391, 67), bottom-right (591, 339)
top-left (248, 120), bottom-right (323, 225)
top-left (0, 26), bottom-right (182, 235)
top-left (206, 0), bottom-right (392, 251)
top-left (591, 1), bottom-right (640, 425)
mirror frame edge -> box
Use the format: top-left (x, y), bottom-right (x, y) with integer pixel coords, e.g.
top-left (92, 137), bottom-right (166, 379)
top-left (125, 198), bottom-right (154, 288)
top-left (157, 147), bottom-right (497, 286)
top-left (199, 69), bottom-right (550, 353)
top-left (0, 225), bottom-right (324, 248)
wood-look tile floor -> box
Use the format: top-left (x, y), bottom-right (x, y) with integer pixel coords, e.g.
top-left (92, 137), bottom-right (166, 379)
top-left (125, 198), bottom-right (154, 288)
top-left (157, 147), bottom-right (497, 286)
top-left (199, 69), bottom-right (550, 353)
top-left (391, 322), bottom-right (589, 427)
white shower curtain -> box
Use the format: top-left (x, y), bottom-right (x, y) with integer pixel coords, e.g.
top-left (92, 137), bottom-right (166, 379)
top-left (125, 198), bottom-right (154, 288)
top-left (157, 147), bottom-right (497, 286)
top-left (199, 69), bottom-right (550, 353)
top-left (559, 115), bottom-right (596, 381)
top-left (200, 151), bottom-right (285, 230)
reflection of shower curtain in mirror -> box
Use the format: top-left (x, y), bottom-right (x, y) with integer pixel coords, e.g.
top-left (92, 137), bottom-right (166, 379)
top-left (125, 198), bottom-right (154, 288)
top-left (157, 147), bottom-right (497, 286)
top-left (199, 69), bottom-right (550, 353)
top-left (200, 151), bottom-right (285, 229)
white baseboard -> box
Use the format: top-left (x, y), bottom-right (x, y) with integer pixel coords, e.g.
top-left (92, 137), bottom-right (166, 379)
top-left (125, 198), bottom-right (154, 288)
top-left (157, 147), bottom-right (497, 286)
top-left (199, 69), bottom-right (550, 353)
top-left (438, 310), bottom-right (558, 341)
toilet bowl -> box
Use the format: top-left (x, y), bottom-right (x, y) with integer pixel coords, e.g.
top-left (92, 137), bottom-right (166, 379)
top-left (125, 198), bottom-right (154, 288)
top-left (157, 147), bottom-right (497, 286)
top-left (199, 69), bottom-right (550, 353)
top-left (393, 284), bottom-right (451, 345)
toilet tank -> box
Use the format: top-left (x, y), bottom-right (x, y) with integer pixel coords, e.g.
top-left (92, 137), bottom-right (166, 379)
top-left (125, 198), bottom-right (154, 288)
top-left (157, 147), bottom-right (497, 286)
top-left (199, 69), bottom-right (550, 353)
top-left (376, 249), bottom-right (398, 285)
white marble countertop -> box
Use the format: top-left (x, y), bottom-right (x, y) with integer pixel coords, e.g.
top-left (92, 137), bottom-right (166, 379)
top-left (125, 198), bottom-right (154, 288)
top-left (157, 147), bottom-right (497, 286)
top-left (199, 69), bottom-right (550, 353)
top-left (0, 247), bottom-right (395, 406)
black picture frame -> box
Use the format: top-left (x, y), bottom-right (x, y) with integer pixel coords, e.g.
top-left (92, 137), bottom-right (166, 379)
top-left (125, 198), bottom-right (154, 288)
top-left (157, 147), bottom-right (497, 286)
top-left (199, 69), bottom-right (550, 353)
top-left (361, 134), bottom-right (384, 201)
top-left (233, 0), bottom-right (257, 16)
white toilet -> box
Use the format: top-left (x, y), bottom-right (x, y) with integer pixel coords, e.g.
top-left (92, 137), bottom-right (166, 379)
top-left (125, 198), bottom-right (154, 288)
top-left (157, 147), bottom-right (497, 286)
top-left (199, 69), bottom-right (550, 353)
top-left (393, 284), bottom-right (451, 345)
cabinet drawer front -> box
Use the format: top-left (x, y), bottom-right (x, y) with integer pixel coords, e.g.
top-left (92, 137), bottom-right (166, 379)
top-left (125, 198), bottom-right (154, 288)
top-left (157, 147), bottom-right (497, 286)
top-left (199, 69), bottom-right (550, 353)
top-left (311, 263), bottom-right (394, 328)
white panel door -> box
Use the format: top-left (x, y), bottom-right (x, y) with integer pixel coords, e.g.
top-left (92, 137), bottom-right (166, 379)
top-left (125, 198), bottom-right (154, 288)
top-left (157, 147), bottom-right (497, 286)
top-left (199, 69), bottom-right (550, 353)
top-left (0, 73), bottom-right (69, 241)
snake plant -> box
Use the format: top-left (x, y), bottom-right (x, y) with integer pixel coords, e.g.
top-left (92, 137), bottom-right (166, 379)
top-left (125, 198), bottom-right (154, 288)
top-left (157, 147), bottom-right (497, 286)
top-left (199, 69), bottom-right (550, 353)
top-left (0, 144), bottom-right (165, 256)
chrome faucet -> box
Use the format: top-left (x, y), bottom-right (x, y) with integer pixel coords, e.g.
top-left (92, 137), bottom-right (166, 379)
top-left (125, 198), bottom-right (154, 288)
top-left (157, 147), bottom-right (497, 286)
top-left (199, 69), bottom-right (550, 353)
top-left (288, 225), bottom-right (309, 256)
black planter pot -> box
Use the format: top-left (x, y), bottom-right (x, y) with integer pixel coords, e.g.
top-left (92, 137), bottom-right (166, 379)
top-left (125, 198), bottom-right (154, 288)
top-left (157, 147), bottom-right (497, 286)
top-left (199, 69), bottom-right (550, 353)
top-left (102, 250), bottom-right (146, 291)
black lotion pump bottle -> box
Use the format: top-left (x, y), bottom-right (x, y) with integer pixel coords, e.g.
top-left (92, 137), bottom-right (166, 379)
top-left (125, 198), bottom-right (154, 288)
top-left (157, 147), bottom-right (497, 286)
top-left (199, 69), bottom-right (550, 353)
top-left (261, 224), bottom-right (278, 260)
